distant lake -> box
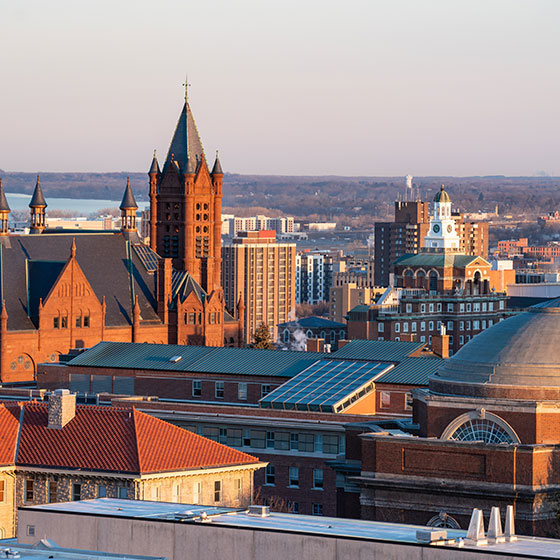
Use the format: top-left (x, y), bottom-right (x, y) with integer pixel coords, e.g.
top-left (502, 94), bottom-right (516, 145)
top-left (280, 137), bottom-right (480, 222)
top-left (6, 193), bottom-right (149, 214)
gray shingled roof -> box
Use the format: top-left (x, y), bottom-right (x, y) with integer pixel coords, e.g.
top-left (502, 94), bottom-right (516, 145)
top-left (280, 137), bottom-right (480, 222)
top-left (211, 153), bottom-right (223, 175)
top-left (148, 153), bottom-right (160, 175)
top-left (162, 103), bottom-right (205, 175)
top-left (119, 179), bottom-right (138, 210)
top-left (0, 233), bottom-right (160, 330)
top-left (0, 179), bottom-right (10, 212)
top-left (29, 178), bottom-right (47, 208)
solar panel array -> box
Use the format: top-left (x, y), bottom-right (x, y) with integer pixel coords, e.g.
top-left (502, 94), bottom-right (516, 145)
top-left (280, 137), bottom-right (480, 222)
top-left (171, 270), bottom-right (189, 296)
top-left (133, 243), bottom-right (159, 272)
top-left (260, 359), bottom-right (392, 413)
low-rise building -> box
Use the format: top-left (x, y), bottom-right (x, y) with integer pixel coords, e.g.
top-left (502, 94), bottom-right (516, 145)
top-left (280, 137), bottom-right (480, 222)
top-left (277, 316), bottom-right (346, 350)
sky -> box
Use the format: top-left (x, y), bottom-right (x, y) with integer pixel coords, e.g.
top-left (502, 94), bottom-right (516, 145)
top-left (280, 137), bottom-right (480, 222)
top-left (0, 0), bottom-right (558, 176)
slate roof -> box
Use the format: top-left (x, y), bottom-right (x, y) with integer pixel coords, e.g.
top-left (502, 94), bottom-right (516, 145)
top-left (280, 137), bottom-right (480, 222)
top-left (393, 253), bottom-right (487, 268)
top-left (119, 179), bottom-right (138, 210)
top-left (211, 153), bottom-right (223, 175)
top-left (0, 233), bottom-right (160, 331)
top-left (5, 402), bottom-right (259, 474)
top-left (0, 179), bottom-right (10, 212)
top-left (277, 316), bottom-right (346, 329)
top-left (148, 152), bottom-right (160, 175)
top-left (162, 103), bottom-right (205, 175)
top-left (331, 339), bottom-right (426, 362)
top-left (29, 178), bottom-right (47, 208)
top-left (66, 341), bottom-right (327, 378)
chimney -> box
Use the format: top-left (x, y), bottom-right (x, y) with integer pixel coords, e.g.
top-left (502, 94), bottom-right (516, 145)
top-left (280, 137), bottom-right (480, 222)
top-left (48, 389), bottom-right (76, 429)
top-left (432, 325), bottom-right (449, 359)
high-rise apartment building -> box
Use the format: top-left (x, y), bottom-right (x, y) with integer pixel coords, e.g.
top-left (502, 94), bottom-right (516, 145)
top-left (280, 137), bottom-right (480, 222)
top-left (222, 231), bottom-right (296, 343)
top-left (374, 196), bottom-right (488, 286)
top-left (295, 252), bottom-right (336, 304)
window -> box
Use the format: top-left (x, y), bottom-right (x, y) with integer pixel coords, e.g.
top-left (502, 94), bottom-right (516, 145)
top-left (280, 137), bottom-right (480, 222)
top-left (150, 486), bottom-right (160, 501)
top-left (235, 478), bottom-right (242, 500)
top-left (447, 321), bottom-right (453, 331)
top-left (172, 484), bottom-right (181, 503)
top-left (467, 321), bottom-right (471, 330)
top-left (118, 486), bottom-right (128, 499)
top-left (473, 302), bottom-right (481, 312)
top-left (26, 525), bottom-right (35, 537)
top-left (193, 482), bottom-right (201, 504)
top-left (447, 303), bottom-right (453, 312)
top-left (266, 431), bottom-right (275, 449)
top-left (0, 481), bottom-right (4, 502)
top-left (499, 300), bottom-right (505, 310)
top-left (48, 481), bottom-right (57, 503)
top-left (83, 315), bottom-right (90, 328)
top-left (489, 319), bottom-right (493, 327)
top-left (420, 336), bottom-right (426, 342)
top-left (97, 485), bottom-right (106, 498)
top-left (377, 322), bottom-right (384, 333)
top-left (72, 483), bottom-right (81, 501)
top-left (214, 480), bottom-right (222, 502)
top-left (215, 381), bottom-right (225, 399)
top-left (298, 433), bottom-right (315, 452)
top-left (289, 467), bottom-right (299, 487)
top-left (238, 383), bottom-right (247, 400)
top-left (275, 431), bottom-right (290, 450)
top-left (429, 304), bottom-right (434, 313)
top-left (482, 320), bottom-right (487, 330)
top-left (429, 321), bottom-right (434, 331)
top-left (227, 428), bottom-right (242, 447)
top-left (403, 322), bottom-right (408, 333)
top-left (411, 322), bottom-right (417, 332)
top-left (380, 391), bottom-right (391, 409)
top-left (421, 321), bottom-right (426, 331)
top-left (420, 304), bottom-right (426, 313)
top-left (53, 317), bottom-right (60, 329)
top-left (466, 303), bottom-right (471, 312)
top-left (406, 304), bottom-right (412, 313)
top-left (75, 316), bottom-right (82, 328)
top-left (405, 393), bottom-right (413, 410)
top-left (251, 430), bottom-right (266, 448)
top-left (261, 384), bottom-right (271, 398)
top-left (192, 380), bottom-right (202, 397)
top-left (482, 302), bottom-right (487, 312)
top-left (394, 323), bottom-right (400, 333)
top-left (312, 503), bottom-right (323, 516)
top-left (25, 479), bottom-right (34, 502)
top-left (489, 302), bottom-right (494, 311)
top-left (265, 465), bottom-right (275, 485)
top-left (460, 321), bottom-right (464, 331)
top-left (322, 434), bottom-right (339, 454)
top-left (290, 433), bottom-right (299, 450)
top-left (61, 316), bottom-right (68, 329)
top-left (473, 320), bottom-right (480, 331)
top-left (460, 303), bottom-right (465, 312)
top-left (313, 469), bottom-right (324, 489)
top-left (437, 303), bottom-right (442, 312)
top-left (188, 313), bottom-right (196, 324)
top-left (219, 428), bottom-right (227, 444)
top-left (291, 502), bottom-right (300, 514)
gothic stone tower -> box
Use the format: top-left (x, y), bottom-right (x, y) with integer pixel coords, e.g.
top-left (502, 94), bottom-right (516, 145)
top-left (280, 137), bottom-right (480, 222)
top-left (149, 92), bottom-right (223, 295)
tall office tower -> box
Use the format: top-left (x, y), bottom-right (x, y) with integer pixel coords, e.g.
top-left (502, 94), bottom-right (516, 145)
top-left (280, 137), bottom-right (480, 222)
top-left (222, 231), bottom-right (296, 344)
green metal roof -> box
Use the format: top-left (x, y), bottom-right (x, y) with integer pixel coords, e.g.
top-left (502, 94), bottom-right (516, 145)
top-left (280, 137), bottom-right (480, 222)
top-left (331, 339), bottom-right (425, 362)
top-left (374, 356), bottom-right (443, 386)
top-left (67, 341), bottom-right (327, 378)
top-left (393, 253), bottom-right (488, 268)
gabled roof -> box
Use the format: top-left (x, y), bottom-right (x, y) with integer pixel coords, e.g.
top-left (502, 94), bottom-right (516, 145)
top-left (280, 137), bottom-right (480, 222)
top-left (331, 339), bottom-right (426, 362)
top-left (277, 316), bottom-right (346, 329)
top-left (67, 341), bottom-right (327, 378)
top-left (162, 103), bottom-right (205, 175)
top-left (29, 177), bottom-right (47, 208)
top-left (1, 234), bottom-right (160, 331)
top-left (27, 260), bottom-right (66, 319)
top-left (10, 402), bottom-right (259, 474)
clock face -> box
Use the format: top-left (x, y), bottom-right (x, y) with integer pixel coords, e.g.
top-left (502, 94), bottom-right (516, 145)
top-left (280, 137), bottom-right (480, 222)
top-left (433, 224), bottom-right (440, 233)
top-left (447, 224), bottom-right (453, 233)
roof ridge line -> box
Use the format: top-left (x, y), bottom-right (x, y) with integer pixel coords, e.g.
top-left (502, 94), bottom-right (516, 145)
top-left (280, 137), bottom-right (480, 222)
top-left (14, 404), bottom-right (25, 464)
top-left (131, 408), bottom-right (143, 474)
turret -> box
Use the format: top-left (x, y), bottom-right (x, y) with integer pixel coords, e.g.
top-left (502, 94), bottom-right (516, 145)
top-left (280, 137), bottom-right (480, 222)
top-left (29, 176), bottom-right (47, 234)
top-left (148, 150), bottom-right (160, 250)
top-left (0, 179), bottom-right (11, 236)
top-left (120, 177), bottom-right (138, 234)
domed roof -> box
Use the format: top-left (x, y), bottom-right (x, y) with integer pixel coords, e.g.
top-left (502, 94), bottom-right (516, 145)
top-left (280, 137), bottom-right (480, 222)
top-left (433, 184), bottom-right (451, 203)
top-left (430, 300), bottom-right (560, 400)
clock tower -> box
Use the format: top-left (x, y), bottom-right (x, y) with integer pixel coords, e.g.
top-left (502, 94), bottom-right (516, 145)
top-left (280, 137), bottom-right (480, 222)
top-left (424, 184), bottom-right (461, 251)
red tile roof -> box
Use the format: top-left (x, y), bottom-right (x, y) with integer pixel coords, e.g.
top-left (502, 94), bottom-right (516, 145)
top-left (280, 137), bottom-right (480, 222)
top-left (1, 402), bottom-right (259, 475)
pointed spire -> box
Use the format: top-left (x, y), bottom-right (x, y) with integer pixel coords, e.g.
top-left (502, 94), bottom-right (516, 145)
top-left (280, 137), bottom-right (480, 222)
top-left (0, 300), bottom-right (7, 320)
top-left (237, 291), bottom-right (244, 311)
top-left (0, 179), bottom-right (10, 213)
top-left (185, 156), bottom-right (196, 175)
top-left (149, 150), bottom-right (160, 175)
top-left (70, 238), bottom-right (76, 258)
top-left (120, 177), bottom-right (138, 210)
top-left (211, 150), bottom-right (224, 175)
top-left (29, 176), bottom-right (47, 208)
top-left (133, 294), bottom-right (141, 316)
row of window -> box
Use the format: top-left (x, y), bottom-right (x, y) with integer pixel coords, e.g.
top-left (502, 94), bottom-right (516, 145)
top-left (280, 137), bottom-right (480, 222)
top-left (184, 312), bottom-right (221, 325)
top-left (192, 380), bottom-right (271, 400)
top-left (53, 315), bottom-right (90, 329)
top-left (196, 426), bottom-right (340, 454)
top-left (407, 301), bottom-right (504, 314)
top-left (390, 318), bottom-right (496, 334)
top-left (264, 465), bottom-right (323, 490)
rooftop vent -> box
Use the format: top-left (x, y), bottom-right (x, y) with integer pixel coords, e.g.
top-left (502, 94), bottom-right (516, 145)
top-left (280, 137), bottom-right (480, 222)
top-left (169, 355), bottom-right (182, 363)
top-left (247, 505), bottom-right (270, 517)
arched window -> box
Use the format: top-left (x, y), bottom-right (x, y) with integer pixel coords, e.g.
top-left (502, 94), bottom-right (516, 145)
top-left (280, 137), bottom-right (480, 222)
top-left (306, 330), bottom-right (313, 338)
top-left (320, 331), bottom-right (326, 340)
top-left (404, 269), bottom-right (414, 288)
top-left (340, 330), bottom-right (345, 339)
top-left (283, 329), bottom-right (290, 343)
top-left (441, 411), bottom-right (520, 444)
top-left (473, 270), bottom-right (482, 295)
top-left (416, 270), bottom-right (426, 289)
top-left (429, 271), bottom-right (438, 293)
top-left (427, 513), bottom-right (461, 529)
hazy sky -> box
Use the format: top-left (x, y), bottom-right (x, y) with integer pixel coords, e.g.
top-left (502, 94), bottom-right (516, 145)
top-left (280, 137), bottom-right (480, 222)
top-left (1, 0), bottom-right (558, 176)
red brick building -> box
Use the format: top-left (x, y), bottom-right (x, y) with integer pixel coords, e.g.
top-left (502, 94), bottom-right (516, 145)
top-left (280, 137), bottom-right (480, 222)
top-left (0, 91), bottom-right (243, 382)
top-left (354, 300), bottom-right (560, 537)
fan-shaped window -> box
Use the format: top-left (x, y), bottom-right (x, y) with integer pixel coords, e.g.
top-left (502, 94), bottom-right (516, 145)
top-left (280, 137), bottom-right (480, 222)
top-left (441, 411), bottom-right (520, 444)
top-left (427, 512), bottom-right (460, 529)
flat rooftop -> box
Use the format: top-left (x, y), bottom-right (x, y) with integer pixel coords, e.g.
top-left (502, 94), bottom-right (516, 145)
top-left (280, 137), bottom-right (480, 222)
top-left (0, 540), bottom-right (164, 560)
top-left (22, 499), bottom-right (560, 558)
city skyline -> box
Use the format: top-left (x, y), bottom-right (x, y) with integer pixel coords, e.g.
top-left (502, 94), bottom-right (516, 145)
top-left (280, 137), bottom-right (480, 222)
top-left (1, 0), bottom-right (558, 176)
